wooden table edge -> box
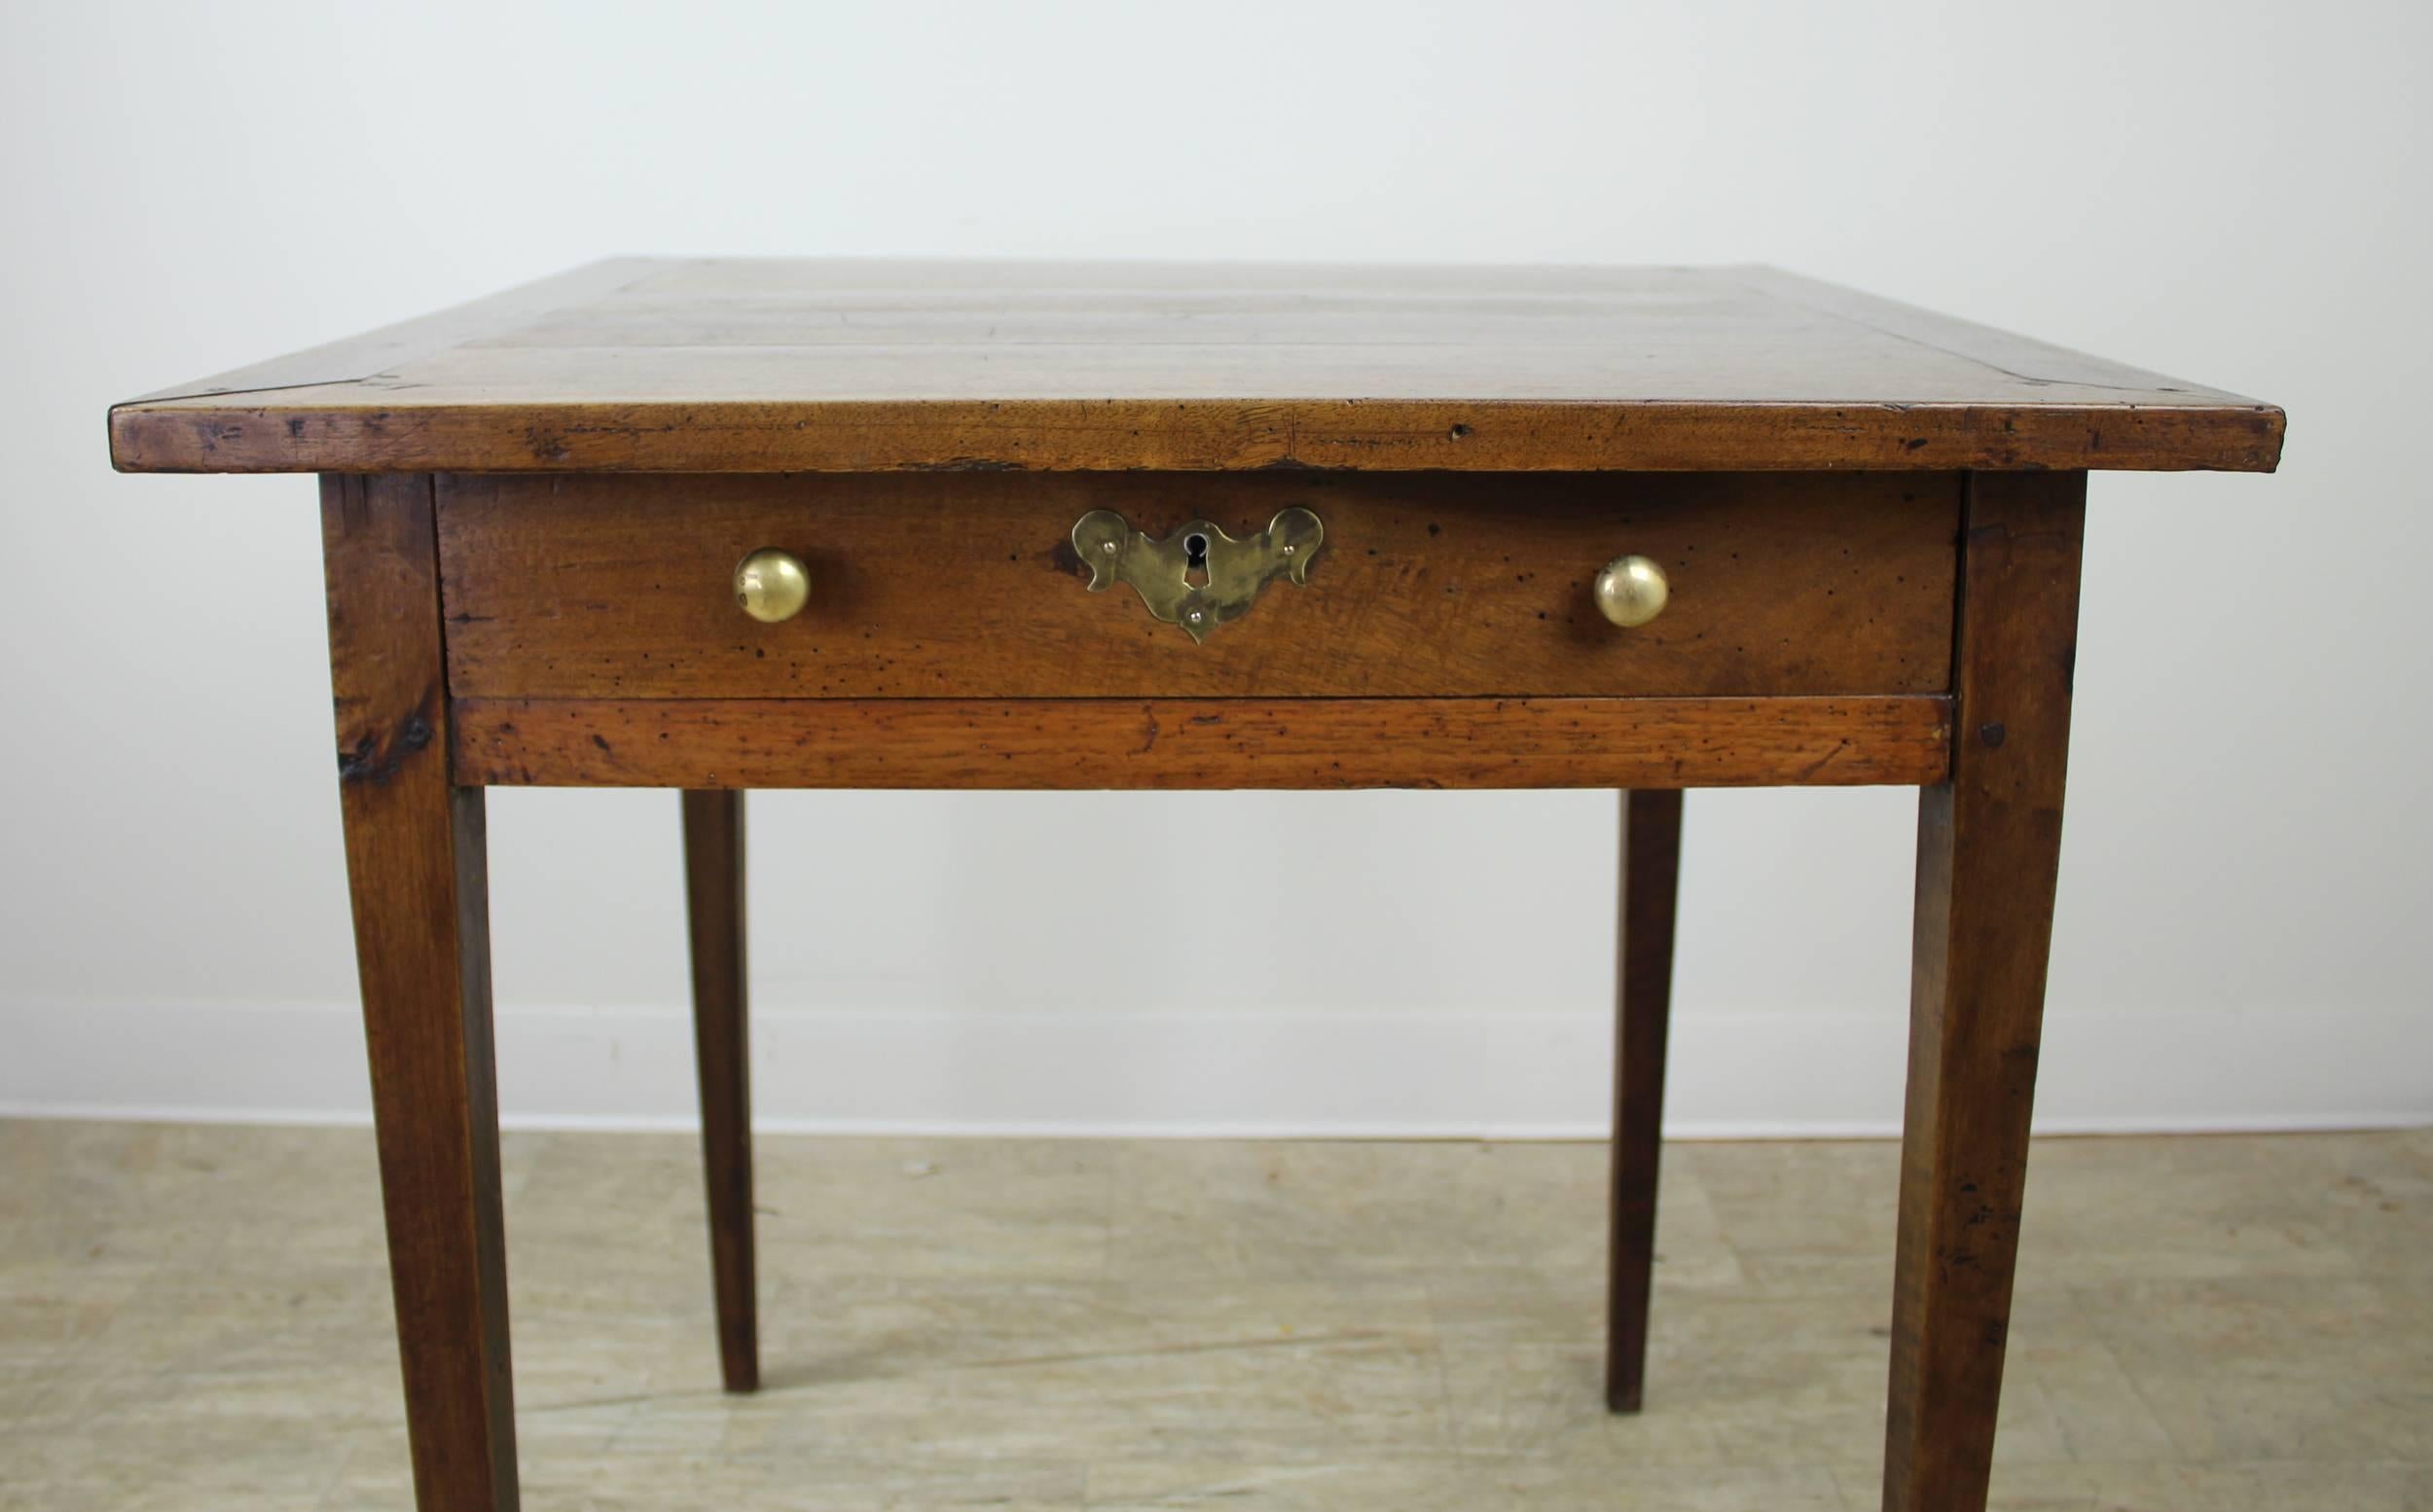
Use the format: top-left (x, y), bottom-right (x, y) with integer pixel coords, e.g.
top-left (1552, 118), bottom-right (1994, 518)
top-left (108, 396), bottom-right (2282, 475)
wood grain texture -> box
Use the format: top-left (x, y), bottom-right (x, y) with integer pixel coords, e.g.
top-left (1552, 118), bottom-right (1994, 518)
top-left (681, 790), bottom-right (757, 1394)
top-left (1882, 472), bottom-right (2085, 1512)
top-left (435, 472), bottom-right (1961, 701)
top-left (321, 474), bottom-right (519, 1512)
top-left (450, 696), bottom-right (1951, 791)
top-left (129, 261), bottom-right (669, 406)
top-left (1606, 788), bottom-right (1684, 1415)
top-left (110, 260), bottom-right (2283, 474)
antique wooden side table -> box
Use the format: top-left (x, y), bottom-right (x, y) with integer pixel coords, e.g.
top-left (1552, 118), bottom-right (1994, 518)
top-left (109, 261), bottom-right (2282, 1512)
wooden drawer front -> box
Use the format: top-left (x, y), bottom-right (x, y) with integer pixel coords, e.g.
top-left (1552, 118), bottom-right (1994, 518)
top-left (436, 472), bottom-right (1957, 700)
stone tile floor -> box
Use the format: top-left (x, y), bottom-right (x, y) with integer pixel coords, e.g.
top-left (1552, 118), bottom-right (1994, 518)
top-left (2, 1121), bottom-right (2427, 1509)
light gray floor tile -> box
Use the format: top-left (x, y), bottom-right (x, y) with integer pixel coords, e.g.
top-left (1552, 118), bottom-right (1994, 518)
top-left (1, 1120), bottom-right (2425, 1510)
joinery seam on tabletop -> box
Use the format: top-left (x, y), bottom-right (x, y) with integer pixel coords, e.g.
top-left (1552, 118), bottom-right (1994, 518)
top-left (115, 258), bottom-right (692, 407)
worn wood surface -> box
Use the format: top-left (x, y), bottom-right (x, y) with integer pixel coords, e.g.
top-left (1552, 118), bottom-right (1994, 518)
top-left (681, 790), bottom-right (757, 1394)
top-left (451, 696), bottom-right (1950, 790)
top-left (1606, 787), bottom-right (1685, 1415)
top-left (110, 260), bottom-right (2282, 474)
top-left (1883, 472), bottom-right (2085, 1512)
top-left (435, 472), bottom-right (1960, 701)
top-left (128, 261), bottom-right (664, 408)
top-left (321, 474), bottom-right (519, 1512)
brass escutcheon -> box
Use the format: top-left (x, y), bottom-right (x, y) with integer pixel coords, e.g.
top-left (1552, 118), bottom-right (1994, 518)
top-left (1071, 507), bottom-right (1324, 643)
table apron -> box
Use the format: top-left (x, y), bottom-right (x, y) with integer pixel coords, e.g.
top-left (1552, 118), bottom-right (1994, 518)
top-left (448, 695), bottom-right (1953, 790)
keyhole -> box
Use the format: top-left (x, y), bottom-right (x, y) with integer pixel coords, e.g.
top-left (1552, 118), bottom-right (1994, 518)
top-left (1184, 531), bottom-right (1210, 588)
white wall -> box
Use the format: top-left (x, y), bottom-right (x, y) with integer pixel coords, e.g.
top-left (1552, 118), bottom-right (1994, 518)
top-left (3, 0), bottom-right (2426, 1135)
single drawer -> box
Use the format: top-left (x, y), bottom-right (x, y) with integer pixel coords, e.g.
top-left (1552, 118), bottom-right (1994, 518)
top-left (435, 472), bottom-right (1958, 700)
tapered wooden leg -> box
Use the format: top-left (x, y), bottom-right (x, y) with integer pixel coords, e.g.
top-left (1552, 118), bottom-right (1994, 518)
top-left (1606, 787), bottom-right (1684, 1413)
top-left (323, 474), bottom-right (519, 1512)
top-left (683, 788), bottom-right (759, 1393)
top-left (1882, 472), bottom-right (2085, 1512)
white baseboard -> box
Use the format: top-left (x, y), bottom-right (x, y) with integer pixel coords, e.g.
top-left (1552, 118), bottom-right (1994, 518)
top-left (1, 996), bottom-right (2425, 1137)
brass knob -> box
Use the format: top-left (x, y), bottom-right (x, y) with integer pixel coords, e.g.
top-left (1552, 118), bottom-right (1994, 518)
top-left (1594, 555), bottom-right (1669, 629)
top-left (734, 548), bottom-right (809, 623)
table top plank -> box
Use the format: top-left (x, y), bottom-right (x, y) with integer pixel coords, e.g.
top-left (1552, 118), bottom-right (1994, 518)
top-left (110, 259), bottom-right (2281, 475)
top-left (124, 259), bottom-right (675, 408)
